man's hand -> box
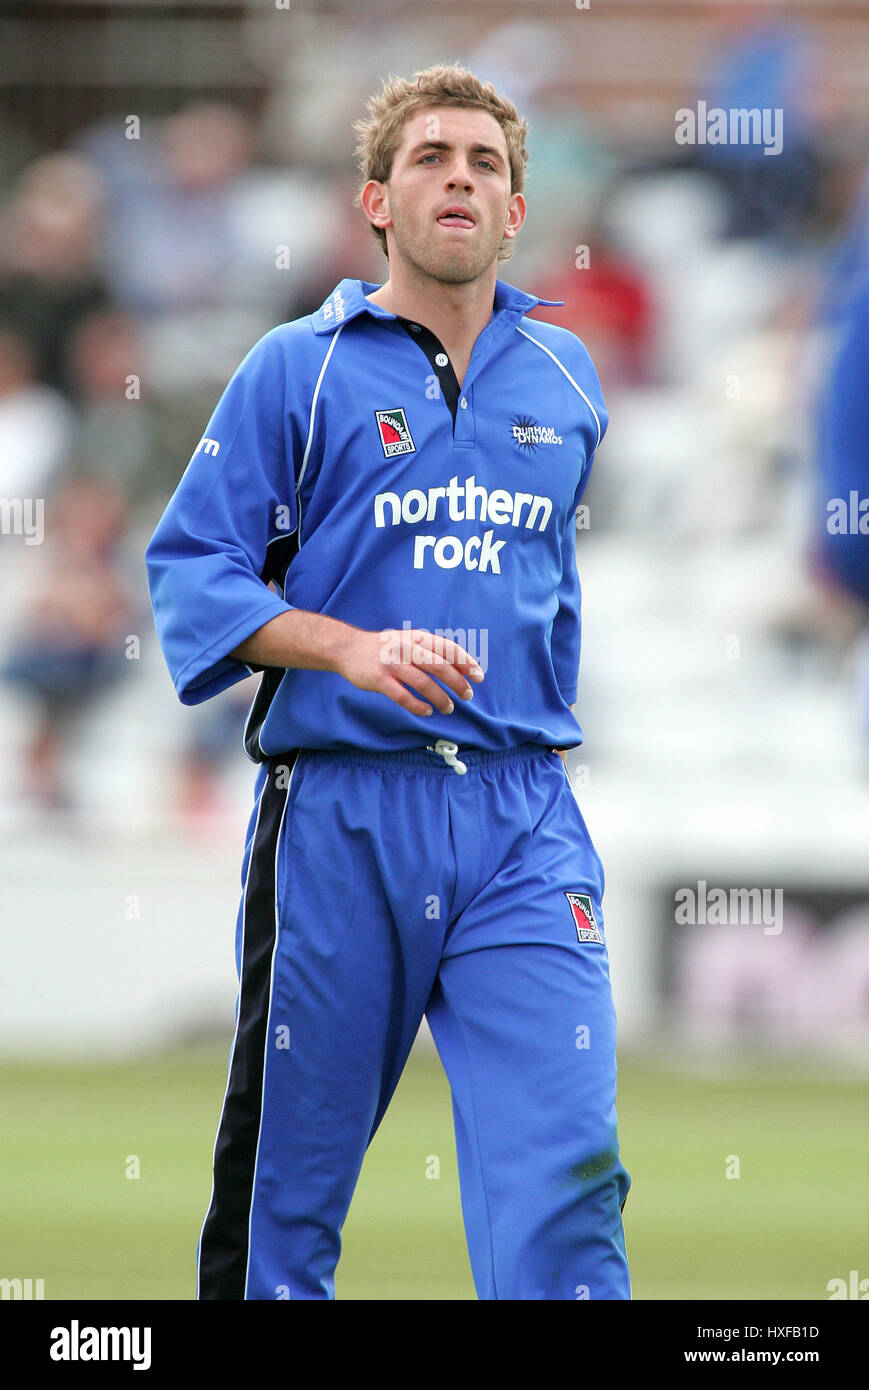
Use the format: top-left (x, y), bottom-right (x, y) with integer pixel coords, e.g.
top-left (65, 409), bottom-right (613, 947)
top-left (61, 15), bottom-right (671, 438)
top-left (230, 611), bottom-right (484, 716)
top-left (336, 626), bottom-right (484, 717)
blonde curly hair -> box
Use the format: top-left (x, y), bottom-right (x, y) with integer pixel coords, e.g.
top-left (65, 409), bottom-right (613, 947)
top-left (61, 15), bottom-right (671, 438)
top-left (352, 62), bottom-right (529, 263)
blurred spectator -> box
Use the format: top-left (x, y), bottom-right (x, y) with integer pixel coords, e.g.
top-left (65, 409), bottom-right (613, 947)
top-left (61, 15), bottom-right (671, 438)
top-left (528, 221), bottom-right (655, 388)
top-left (79, 101), bottom-right (343, 320)
top-left (175, 678), bottom-right (259, 841)
top-left (64, 307), bottom-right (157, 508)
top-left (0, 153), bottom-right (113, 400)
top-left (0, 321), bottom-right (74, 500)
top-left (690, 15), bottom-right (823, 239)
top-left (815, 160), bottom-right (869, 330)
top-left (101, 103), bottom-right (256, 314)
top-left (812, 270), bottom-right (869, 753)
top-left (1, 475), bottom-right (136, 812)
top-left (815, 277), bottom-right (869, 607)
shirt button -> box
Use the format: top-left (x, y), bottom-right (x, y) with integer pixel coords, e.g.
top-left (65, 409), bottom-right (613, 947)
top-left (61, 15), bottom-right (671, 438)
top-left (460, 397), bottom-right (468, 409)
top-left (435, 352), bottom-right (448, 367)
top-left (409, 323), bottom-right (421, 332)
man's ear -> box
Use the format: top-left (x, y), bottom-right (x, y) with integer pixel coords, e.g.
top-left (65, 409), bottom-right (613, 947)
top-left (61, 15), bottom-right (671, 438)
top-left (502, 191), bottom-right (526, 241)
top-left (361, 179), bottom-right (392, 231)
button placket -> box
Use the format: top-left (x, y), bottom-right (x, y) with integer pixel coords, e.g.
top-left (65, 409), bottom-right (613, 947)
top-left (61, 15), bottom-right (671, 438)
top-left (395, 317), bottom-right (461, 434)
top-left (453, 385), bottom-right (474, 446)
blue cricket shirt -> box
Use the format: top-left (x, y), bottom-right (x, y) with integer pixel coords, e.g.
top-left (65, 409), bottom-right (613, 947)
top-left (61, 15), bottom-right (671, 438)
top-left (145, 277), bottom-right (608, 758)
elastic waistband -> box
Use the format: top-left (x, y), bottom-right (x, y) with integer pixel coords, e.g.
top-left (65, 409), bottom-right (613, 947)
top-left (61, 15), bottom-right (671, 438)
top-left (271, 741), bottom-right (558, 774)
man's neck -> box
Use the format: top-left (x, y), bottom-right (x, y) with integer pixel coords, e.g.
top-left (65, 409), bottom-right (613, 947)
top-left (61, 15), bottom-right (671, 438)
top-left (366, 266), bottom-right (497, 370)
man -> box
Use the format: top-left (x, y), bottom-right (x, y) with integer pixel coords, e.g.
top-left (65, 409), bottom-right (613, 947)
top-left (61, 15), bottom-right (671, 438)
top-left (146, 62), bottom-right (631, 1301)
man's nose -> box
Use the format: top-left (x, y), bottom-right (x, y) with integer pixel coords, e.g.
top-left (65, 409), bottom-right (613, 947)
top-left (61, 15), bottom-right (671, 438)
top-left (444, 159), bottom-right (475, 190)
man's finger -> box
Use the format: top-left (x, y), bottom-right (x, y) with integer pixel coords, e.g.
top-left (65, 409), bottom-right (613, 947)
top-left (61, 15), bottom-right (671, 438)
top-left (381, 673), bottom-right (434, 716)
top-left (396, 663), bottom-right (458, 714)
top-left (407, 646), bottom-right (475, 701)
top-left (410, 629), bottom-right (485, 679)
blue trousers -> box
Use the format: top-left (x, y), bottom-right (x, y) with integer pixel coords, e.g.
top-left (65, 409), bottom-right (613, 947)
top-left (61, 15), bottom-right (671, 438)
top-left (197, 742), bottom-right (631, 1300)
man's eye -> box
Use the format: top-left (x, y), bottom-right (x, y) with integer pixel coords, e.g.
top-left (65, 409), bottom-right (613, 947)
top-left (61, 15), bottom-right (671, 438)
top-left (418, 154), bottom-right (495, 169)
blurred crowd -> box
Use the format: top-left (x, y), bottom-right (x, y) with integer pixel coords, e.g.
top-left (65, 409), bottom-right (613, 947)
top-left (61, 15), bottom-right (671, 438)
top-left (0, 3), bottom-right (867, 833)
top-left (0, 98), bottom-right (359, 822)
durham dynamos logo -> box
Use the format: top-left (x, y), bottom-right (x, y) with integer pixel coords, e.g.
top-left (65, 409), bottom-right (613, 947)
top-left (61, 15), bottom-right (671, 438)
top-left (511, 414), bottom-right (563, 453)
top-left (375, 407), bottom-right (416, 459)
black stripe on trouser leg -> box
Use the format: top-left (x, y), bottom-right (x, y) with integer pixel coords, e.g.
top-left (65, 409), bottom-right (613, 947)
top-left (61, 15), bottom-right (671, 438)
top-left (198, 752), bottom-right (296, 1299)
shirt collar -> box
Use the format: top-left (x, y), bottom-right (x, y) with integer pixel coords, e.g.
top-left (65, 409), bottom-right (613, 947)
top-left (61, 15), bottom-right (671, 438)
top-left (311, 277), bottom-right (564, 335)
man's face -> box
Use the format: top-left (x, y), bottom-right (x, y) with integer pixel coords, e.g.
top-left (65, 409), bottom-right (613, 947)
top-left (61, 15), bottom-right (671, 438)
top-left (368, 106), bottom-right (524, 285)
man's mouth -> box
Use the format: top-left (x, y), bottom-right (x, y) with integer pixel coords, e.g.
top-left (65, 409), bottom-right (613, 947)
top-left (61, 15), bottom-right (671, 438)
top-left (437, 209), bottom-right (476, 230)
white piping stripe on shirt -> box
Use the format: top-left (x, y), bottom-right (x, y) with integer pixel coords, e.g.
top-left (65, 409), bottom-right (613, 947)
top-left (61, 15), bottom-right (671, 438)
top-left (514, 326), bottom-right (602, 454)
top-left (296, 327), bottom-right (344, 541)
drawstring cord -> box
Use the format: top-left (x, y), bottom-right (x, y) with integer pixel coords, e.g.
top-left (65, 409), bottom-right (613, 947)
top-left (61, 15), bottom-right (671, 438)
top-left (426, 738), bottom-right (467, 775)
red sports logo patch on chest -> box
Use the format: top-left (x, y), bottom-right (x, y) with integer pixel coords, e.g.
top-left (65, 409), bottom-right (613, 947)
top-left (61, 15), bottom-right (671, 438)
top-left (375, 407), bottom-right (416, 458)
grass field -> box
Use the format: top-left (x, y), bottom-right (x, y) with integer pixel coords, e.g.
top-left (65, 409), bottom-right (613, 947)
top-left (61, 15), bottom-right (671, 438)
top-left (1, 1045), bottom-right (866, 1301)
